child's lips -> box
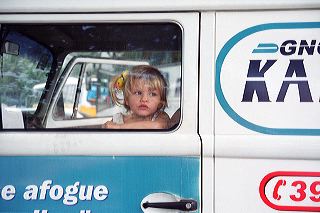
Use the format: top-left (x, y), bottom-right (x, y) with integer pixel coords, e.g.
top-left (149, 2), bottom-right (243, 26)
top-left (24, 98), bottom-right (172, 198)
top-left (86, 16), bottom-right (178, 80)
top-left (138, 104), bottom-right (149, 110)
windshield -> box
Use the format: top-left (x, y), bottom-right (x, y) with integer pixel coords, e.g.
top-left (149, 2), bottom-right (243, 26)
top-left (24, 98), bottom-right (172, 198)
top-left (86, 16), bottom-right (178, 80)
top-left (0, 31), bottom-right (53, 114)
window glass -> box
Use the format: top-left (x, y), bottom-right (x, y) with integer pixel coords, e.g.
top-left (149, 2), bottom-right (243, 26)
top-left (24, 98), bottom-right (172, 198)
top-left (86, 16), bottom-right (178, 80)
top-left (0, 32), bottom-right (52, 114)
top-left (0, 23), bottom-right (181, 130)
top-left (53, 63), bottom-right (82, 120)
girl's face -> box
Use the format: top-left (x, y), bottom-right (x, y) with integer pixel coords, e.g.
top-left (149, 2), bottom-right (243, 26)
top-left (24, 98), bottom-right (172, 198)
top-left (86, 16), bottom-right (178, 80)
top-left (126, 79), bottom-right (162, 118)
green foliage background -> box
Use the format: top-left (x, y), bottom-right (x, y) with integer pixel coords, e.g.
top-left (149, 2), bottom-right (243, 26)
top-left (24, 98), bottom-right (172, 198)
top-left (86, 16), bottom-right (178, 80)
top-left (0, 54), bottom-right (50, 109)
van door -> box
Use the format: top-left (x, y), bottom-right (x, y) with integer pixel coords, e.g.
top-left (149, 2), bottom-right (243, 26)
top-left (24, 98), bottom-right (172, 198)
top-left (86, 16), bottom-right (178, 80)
top-left (214, 10), bottom-right (320, 213)
top-left (0, 13), bottom-right (200, 212)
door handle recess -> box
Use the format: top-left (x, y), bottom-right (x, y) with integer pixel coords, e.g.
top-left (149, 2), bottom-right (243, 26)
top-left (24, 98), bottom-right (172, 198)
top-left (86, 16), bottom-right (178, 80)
top-left (142, 199), bottom-right (197, 211)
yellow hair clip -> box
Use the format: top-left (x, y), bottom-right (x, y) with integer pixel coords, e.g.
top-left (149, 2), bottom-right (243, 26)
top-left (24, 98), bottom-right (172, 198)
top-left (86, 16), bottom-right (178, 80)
top-left (114, 70), bottom-right (129, 90)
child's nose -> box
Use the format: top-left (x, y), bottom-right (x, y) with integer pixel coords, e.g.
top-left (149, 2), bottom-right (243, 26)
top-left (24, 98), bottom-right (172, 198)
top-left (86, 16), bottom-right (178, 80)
top-left (141, 94), bottom-right (149, 102)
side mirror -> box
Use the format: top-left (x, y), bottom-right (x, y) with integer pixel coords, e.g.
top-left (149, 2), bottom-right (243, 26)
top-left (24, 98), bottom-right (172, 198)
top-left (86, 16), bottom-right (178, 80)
top-left (2, 41), bottom-right (19, 55)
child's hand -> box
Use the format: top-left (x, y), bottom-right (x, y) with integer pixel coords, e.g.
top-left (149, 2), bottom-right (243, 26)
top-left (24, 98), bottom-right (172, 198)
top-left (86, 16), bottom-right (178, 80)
top-left (102, 121), bottom-right (121, 129)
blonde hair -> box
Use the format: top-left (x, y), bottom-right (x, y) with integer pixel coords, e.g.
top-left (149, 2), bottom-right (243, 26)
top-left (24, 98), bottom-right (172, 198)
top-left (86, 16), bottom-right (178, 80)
top-left (110, 65), bottom-right (168, 111)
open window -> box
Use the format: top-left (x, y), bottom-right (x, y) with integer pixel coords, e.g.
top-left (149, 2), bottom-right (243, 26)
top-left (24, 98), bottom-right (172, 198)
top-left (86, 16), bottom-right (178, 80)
top-left (0, 23), bottom-right (182, 130)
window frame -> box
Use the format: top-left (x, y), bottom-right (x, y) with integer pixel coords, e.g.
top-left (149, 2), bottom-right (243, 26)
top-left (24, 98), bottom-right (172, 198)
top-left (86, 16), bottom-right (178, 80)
top-left (0, 13), bottom-right (199, 135)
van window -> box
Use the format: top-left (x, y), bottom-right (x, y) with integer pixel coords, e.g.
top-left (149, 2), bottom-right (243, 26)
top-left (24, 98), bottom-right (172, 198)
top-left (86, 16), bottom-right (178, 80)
top-left (0, 23), bottom-right (182, 130)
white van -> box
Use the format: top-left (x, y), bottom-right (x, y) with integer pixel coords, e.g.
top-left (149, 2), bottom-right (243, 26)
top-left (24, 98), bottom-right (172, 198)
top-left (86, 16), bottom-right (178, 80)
top-left (0, 1), bottom-right (319, 212)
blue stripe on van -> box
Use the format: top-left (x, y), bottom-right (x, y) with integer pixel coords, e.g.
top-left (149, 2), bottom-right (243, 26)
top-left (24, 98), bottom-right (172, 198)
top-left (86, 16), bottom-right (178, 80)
top-left (0, 156), bottom-right (199, 212)
top-left (252, 43), bottom-right (279, 53)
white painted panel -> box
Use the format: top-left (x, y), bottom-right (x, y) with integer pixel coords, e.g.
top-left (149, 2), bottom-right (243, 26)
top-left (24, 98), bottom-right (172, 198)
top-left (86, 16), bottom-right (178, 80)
top-left (0, 0), bottom-right (319, 13)
top-left (216, 157), bottom-right (320, 212)
top-left (216, 10), bottom-right (320, 135)
top-left (199, 12), bottom-right (215, 213)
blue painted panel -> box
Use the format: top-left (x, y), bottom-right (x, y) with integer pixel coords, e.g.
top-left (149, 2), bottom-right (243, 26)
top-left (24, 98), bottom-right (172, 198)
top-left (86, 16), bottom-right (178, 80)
top-left (0, 156), bottom-right (199, 212)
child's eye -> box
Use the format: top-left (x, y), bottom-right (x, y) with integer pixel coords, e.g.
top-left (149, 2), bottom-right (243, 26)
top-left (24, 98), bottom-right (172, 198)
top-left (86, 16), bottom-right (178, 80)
top-left (134, 91), bottom-right (142, 95)
top-left (150, 92), bottom-right (158, 97)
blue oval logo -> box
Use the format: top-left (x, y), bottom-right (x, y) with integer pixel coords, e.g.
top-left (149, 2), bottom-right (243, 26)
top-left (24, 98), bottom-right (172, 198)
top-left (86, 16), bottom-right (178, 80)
top-left (216, 22), bottom-right (320, 135)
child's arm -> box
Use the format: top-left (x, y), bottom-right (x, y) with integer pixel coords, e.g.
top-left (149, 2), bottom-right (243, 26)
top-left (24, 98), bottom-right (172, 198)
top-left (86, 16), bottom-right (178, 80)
top-left (104, 112), bottom-right (170, 129)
